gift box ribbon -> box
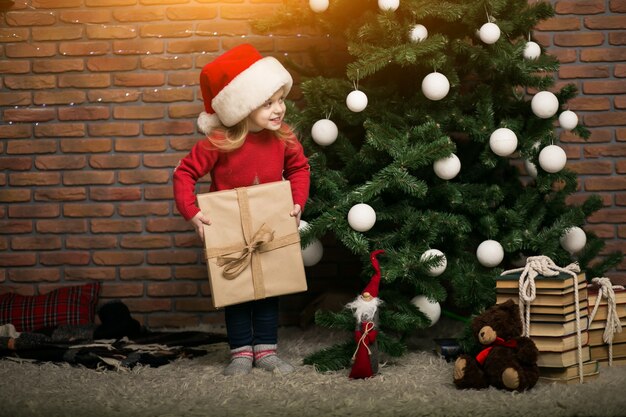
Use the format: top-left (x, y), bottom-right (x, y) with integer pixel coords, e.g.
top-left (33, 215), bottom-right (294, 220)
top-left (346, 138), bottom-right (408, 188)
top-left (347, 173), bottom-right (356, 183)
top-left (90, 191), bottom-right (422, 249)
top-left (205, 187), bottom-right (300, 300)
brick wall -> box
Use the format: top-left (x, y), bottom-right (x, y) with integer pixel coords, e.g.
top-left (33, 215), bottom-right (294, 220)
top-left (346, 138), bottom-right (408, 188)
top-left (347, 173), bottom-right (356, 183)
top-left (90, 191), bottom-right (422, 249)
top-left (0, 0), bottom-right (624, 329)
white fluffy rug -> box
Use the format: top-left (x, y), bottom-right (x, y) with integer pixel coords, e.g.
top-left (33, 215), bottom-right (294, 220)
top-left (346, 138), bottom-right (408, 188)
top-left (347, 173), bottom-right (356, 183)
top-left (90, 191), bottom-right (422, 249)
top-left (1, 326), bottom-right (625, 417)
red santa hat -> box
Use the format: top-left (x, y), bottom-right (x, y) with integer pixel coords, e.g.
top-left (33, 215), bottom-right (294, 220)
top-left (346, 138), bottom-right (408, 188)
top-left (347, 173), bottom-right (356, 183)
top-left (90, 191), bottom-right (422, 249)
top-left (362, 250), bottom-right (385, 298)
top-left (197, 43), bottom-right (293, 134)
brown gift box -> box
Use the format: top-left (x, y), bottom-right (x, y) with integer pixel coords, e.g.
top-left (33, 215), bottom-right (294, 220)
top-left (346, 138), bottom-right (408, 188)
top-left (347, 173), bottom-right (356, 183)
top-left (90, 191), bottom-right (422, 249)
top-left (197, 181), bottom-right (307, 308)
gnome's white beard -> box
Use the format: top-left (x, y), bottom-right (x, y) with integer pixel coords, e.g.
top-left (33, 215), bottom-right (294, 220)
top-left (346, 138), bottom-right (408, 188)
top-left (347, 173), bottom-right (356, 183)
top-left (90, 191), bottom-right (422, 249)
top-left (346, 296), bottom-right (382, 323)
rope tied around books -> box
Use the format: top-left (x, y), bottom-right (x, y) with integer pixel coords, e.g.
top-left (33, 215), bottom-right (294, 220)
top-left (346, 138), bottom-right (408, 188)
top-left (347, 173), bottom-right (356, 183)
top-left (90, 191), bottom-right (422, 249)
top-left (588, 277), bottom-right (624, 366)
top-left (501, 255), bottom-right (585, 383)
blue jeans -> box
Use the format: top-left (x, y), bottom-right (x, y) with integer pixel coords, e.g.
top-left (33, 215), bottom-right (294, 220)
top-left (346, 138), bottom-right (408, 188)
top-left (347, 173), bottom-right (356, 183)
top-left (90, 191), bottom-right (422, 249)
top-left (224, 297), bottom-right (279, 349)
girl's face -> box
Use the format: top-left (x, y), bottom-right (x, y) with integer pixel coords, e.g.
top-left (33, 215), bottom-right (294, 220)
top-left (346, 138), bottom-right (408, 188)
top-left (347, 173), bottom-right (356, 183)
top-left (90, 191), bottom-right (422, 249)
top-left (247, 88), bottom-right (286, 132)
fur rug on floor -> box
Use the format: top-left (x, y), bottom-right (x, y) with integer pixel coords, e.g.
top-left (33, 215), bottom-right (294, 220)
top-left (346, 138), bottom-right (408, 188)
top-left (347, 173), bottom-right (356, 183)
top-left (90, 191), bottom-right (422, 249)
top-left (1, 325), bottom-right (625, 417)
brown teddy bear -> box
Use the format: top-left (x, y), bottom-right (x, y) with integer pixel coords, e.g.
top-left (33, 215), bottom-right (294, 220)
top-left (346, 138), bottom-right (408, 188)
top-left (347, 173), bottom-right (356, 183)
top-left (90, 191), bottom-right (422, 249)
top-left (453, 299), bottom-right (540, 391)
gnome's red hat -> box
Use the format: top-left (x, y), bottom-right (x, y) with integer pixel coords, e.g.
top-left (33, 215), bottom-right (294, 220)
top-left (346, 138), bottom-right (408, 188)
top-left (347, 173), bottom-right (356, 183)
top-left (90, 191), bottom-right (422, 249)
top-left (362, 250), bottom-right (385, 298)
top-left (197, 43), bottom-right (293, 134)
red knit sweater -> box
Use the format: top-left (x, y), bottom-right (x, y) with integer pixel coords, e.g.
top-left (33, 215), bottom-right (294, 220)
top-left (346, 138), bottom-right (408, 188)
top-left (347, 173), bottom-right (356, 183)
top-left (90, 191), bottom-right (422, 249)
top-left (173, 127), bottom-right (310, 221)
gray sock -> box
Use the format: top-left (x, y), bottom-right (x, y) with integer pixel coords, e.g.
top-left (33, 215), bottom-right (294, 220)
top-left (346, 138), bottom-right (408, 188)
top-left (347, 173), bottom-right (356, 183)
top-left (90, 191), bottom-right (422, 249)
top-left (253, 344), bottom-right (294, 374)
top-left (223, 345), bottom-right (253, 376)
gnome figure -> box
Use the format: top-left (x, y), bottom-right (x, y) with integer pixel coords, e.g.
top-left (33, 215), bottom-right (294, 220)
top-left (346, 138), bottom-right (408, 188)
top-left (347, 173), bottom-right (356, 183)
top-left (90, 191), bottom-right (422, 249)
top-left (347, 249), bottom-right (385, 379)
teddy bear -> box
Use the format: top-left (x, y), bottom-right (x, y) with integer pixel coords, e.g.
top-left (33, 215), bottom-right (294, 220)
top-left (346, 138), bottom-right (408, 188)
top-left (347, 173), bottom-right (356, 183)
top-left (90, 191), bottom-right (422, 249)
top-left (453, 299), bottom-right (540, 391)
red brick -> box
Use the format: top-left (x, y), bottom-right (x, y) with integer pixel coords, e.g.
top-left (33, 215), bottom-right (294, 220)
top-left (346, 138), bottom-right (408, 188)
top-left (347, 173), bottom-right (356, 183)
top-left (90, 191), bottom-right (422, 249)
top-left (147, 282), bottom-right (198, 297)
top-left (59, 10), bottom-right (112, 24)
top-left (37, 219), bottom-right (88, 234)
top-left (585, 224), bottom-right (615, 239)
top-left (555, 0), bottom-right (605, 14)
top-left (536, 17), bottom-right (581, 31)
top-left (112, 39), bottom-right (164, 55)
top-left (11, 236), bottom-right (62, 250)
top-left (9, 204), bottom-right (59, 218)
top-left (113, 106), bottom-right (165, 120)
top-left (167, 6), bottom-right (217, 20)
top-left (88, 122), bottom-right (140, 137)
top-left (0, 61), bottom-right (30, 74)
top-left (118, 170), bottom-right (170, 185)
top-left (66, 236), bottom-right (117, 249)
top-left (141, 86), bottom-right (194, 101)
top-left (144, 185), bottom-right (174, 200)
top-left (89, 154), bottom-right (140, 169)
top-left (611, 0), bottom-right (626, 12)
top-left (581, 48), bottom-right (626, 62)
top-left (0, 124), bottom-right (31, 139)
top-left (63, 171), bottom-right (115, 185)
top-left (0, 253), bottom-right (36, 267)
top-left (559, 64), bottom-right (610, 79)
top-left (176, 298), bottom-right (214, 312)
top-left (583, 112), bottom-right (626, 127)
top-left (173, 265), bottom-right (206, 280)
top-left (33, 90), bottom-right (86, 105)
top-left (566, 96), bottom-right (610, 111)
top-left (8, 268), bottom-right (61, 283)
top-left (140, 23), bottom-right (193, 38)
top-left (167, 71), bottom-right (199, 86)
top-left (5, 11), bottom-right (57, 26)
top-left (58, 41), bottom-right (109, 56)
top-left (124, 298), bottom-right (172, 313)
top-left (39, 250), bottom-right (89, 265)
top-left (145, 218), bottom-right (193, 233)
top-left (87, 89), bottom-right (141, 103)
top-left (7, 139), bottom-right (56, 155)
top-left (585, 177), bottom-right (626, 191)
top-left (32, 0), bottom-right (81, 7)
top-left (0, 220), bottom-right (32, 234)
top-left (34, 188), bottom-right (87, 202)
top-left (113, 9), bottom-right (165, 22)
top-left (93, 251), bottom-right (144, 265)
top-left (609, 32), bottom-right (626, 45)
top-left (196, 21), bottom-right (249, 37)
top-left (115, 138), bottom-right (167, 152)
top-left (174, 234), bottom-right (202, 248)
top-left (616, 96), bottom-right (626, 109)
top-left (58, 106), bottom-right (110, 121)
top-left (86, 24), bottom-right (137, 40)
top-left (60, 138), bottom-right (112, 153)
top-left (169, 103), bottom-right (203, 119)
top-left (35, 155), bottom-right (86, 170)
top-left (32, 26), bottom-right (83, 41)
top-left (169, 137), bottom-right (198, 151)
top-left (90, 187), bottom-right (142, 201)
top-left (120, 266), bottom-right (172, 280)
top-left (64, 267), bottom-right (116, 280)
top-left (64, 203), bottom-right (115, 217)
top-left (0, 157), bottom-right (32, 171)
top-left (5, 43), bottom-right (56, 58)
top-left (140, 56), bottom-right (193, 71)
top-left (35, 123), bottom-right (86, 138)
top-left (584, 16), bottom-right (626, 30)
top-left (98, 283), bottom-right (144, 298)
top-left (113, 72), bottom-right (165, 87)
top-left (3, 108), bottom-right (55, 123)
top-left (583, 80), bottom-right (626, 94)
top-left (0, 189), bottom-right (31, 203)
top-left (118, 202), bottom-right (170, 216)
top-left (560, 129), bottom-right (611, 143)
top-left (10, 172), bottom-right (60, 186)
top-left (143, 121), bottom-right (195, 135)
top-left (147, 250), bottom-right (197, 265)
top-left (144, 153), bottom-right (182, 168)
top-left (220, 4), bottom-right (277, 20)
top-left (91, 219), bottom-right (142, 233)
top-left (616, 159), bottom-right (626, 174)
top-left (0, 285), bottom-right (36, 296)
top-left (4, 75), bottom-right (55, 90)
top-left (87, 56), bottom-right (138, 72)
top-left (0, 92), bottom-right (31, 106)
top-left (167, 39), bottom-right (219, 54)
top-left (120, 235), bottom-right (172, 249)
top-left (58, 73), bottom-right (111, 88)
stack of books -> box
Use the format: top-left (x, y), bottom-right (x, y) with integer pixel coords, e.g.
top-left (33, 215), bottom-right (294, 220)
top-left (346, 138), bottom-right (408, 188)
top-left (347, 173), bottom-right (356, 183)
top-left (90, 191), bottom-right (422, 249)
top-left (587, 284), bottom-right (626, 367)
top-left (497, 271), bottom-right (599, 384)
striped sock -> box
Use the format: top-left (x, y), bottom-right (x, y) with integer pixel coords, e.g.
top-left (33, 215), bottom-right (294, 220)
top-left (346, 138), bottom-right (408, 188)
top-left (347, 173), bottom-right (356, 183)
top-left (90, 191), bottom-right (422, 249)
top-left (223, 345), bottom-right (253, 376)
top-left (253, 344), bottom-right (294, 374)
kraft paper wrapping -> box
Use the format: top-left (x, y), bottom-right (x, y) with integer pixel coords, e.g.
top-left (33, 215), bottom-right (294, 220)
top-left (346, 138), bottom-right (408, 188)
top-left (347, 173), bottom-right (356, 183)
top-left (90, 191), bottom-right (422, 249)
top-left (197, 181), bottom-right (307, 308)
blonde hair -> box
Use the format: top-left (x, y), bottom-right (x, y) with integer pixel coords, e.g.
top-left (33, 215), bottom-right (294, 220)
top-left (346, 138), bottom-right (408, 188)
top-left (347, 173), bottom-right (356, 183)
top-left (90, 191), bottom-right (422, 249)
top-left (206, 119), bottom-right (295, 152)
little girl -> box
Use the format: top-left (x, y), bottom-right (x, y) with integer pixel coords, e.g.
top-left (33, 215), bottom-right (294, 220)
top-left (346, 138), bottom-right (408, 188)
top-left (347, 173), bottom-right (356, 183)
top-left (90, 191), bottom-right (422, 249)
top-left (173, 44), bottom-right (310, 376)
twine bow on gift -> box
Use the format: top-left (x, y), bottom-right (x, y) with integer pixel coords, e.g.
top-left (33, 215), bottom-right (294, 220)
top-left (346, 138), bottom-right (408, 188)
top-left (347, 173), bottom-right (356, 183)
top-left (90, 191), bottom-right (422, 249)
top-left (588, 277), bottom-right (624, 366)
top-left (216, 223), bottom-right (275, 279)
top-left (501, 255), bottom-right (585, 382)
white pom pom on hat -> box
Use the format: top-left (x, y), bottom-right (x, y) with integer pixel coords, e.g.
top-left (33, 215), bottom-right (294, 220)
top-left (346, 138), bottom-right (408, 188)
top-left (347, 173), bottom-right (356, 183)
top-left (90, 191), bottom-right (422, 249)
top-left (197, 44), bottom-right (293, 134)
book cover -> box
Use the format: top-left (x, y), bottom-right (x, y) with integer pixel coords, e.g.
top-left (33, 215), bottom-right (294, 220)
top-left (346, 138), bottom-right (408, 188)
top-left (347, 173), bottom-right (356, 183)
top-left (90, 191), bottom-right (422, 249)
top-left (598, 357), bottom-right (626, 367)
top-left (588, 328), bottom-right (626, 346)
top-left (519, 301), bottom-right (589, 316)
top-left (497, 288), bottom-right (588, 307)
top-left (590, 342), bottom-right (626, 361)
top-left (588, 286), bottom-right (626, 306)
top-left (532, 331), bottom-right (590, 353)
top-left (497, 271), bottom-right (586, 290)
top-left (537, 345), bottom-right (591, 367)
top-left (538, 360), bottom-right (598, 379)
top-left (528, 316), bottom-right (589, 337)
top-left (539, 371), bottom-right (600, 385)
top-left (586, 302), bottom-right (626, 322)
top-left (589, 317), bottom-right (626, 331)
top-left (531, 308), bottom-right (589, 324)
top-left (497, 282), bottom-right (587, 296)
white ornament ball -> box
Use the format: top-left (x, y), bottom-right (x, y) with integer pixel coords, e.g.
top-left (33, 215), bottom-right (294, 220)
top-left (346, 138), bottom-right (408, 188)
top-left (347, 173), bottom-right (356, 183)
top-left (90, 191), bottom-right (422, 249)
top-left (523, 41), bottom-right (541, 60)
top-left (531, 91), bottom-right (559, 119)
top-left (309, 0), bottom-right (329, 13)
top-left (433, 153), bottom-right (461, 180)
top-left (346, 90), bottom-right (368, 112)
top-left (409, 24), bottom-right (428, 42)
top-left (560, 226), bottom-right (587, 254)
top-left (298, 220), bottom-right (323, 266)
top-left (479, 22), bottom-right (501, 44)
top-left (558, 110), bottom-right (578, 131)
top-left (378, 0), bottom-right (399, 11)
top-left (411, 295), bottom-right (441, 327)
top-left (420, 249), bottom-right (447, 277)
top-left (421, 72), bottom-right (450, 101)
top-left (489, 127), bottom-right (518, 157)
top-left (538, 145), bottom-right (567, 173)
top-left (347, 203), bottom-right (376, 232)
top-left (311, 119), bottom-right (338, 146)
top-left (476, 239), bottom-right (504, 268)
top-left (524, 159), bottom-right (538, 178)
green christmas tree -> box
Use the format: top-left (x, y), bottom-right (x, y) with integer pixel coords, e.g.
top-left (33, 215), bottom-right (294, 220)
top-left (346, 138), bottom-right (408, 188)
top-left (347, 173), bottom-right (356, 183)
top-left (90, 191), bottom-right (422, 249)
top-left (258, 0), bottom-right (622, 371)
